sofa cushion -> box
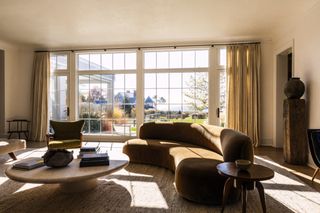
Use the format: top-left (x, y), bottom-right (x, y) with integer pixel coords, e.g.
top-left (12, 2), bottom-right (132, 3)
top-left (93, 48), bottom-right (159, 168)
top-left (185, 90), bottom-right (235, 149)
top-left (175, 157), bottom-right (238, 205)
top-left (124, 138), bottom-right (224, 172)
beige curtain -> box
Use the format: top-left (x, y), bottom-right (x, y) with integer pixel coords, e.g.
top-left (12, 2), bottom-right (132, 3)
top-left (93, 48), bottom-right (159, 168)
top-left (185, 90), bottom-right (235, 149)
top-left (226, 44), bottom-right (261, 146)
top-left (30, 52), bottom-right (50, 142)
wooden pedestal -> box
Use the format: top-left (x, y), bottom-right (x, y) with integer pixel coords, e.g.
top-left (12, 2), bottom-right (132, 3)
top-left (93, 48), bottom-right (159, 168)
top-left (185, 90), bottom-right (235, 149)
top-left (283, 99), bottom-right (308, 164)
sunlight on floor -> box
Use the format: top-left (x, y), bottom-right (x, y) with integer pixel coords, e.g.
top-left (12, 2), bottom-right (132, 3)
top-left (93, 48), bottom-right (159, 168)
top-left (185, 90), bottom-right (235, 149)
top-left (14, 183), bottom-right (43, 193)
top-left (256, 156), bottom-right (320, 212)
top-left (255, 155), bottom-right (316, 182)
top-left (128, 181), bottom-right (169, 209)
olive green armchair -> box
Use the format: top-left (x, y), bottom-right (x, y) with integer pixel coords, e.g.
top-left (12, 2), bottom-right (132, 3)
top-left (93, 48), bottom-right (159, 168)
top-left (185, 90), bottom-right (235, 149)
top-left (47, 120), bottom-right (85, 149)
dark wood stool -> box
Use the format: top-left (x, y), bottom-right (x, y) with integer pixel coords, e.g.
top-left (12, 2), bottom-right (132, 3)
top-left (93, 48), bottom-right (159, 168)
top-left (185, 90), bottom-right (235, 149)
top-left (217, 162), bottom-right (274, 213)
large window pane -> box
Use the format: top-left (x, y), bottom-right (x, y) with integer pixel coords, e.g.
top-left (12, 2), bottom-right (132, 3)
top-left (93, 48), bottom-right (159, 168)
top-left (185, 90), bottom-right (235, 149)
top-left (78, 54), bottom-right (89, 70)
top-left (50, 76), bottom-right (68, 120)
top-left (145, 73), bottom-right (156, 89)
top-left (157, 52), bottom-right (169, 69)
top-left (219, 48), bottom-right (227, 66)
top-left (114, 74), bottom-right (124, 89)
top-left (113, 53), bottom-right (125, 70)
top-left (169, 51), bottom-right (182, 68)
top-left (90, 54), bottom-right (101, 70)
top-left (169, 73), bottom-right (181, 88)
top-left (57, 55), bottom-right (68, 70)
top-left (196, 50), bottom-right (209, 68)
top-left (157, 73), bottom-right (169, 88)
top-left (144, 52), bottom-right (156, 69)
top-left (102, 54), bottom-right (112, 70)
top-left (125, 53), bottom-right (136, 69)
top-left (125, 74), bottom-right (136, 89)
top-left (182, 51), bottom-right (195, 68)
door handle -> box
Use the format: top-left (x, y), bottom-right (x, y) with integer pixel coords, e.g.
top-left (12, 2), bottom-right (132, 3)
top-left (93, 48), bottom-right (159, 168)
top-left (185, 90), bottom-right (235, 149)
top-left (67, 107), bottom-right (70, 116)
top-left (216, 107), bottom-right (220, 118)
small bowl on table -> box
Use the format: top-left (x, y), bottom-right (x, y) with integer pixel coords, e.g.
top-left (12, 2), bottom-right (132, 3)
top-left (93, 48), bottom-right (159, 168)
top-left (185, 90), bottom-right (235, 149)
top-left (235, 159), bottom-right (251, 171)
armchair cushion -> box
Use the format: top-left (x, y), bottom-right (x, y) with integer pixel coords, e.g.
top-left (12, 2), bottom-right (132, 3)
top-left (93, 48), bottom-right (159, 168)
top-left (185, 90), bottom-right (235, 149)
top-left (48, 139), bottom-right (82, 149)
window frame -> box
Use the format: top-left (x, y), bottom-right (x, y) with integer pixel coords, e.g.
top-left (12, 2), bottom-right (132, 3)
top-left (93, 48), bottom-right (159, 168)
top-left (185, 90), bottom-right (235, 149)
top-left (48, 46), bottom-right (226, 142)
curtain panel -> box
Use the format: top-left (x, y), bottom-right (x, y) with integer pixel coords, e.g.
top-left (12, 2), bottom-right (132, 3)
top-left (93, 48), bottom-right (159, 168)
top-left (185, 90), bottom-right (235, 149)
top-left (30, 52), bottom-right (50, 142)
top-left (226, 44), bottom-right (261, 146)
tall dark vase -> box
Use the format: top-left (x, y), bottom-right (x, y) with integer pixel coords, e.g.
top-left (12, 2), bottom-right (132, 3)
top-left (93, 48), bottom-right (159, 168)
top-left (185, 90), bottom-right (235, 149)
top-left (284, 77), bottom-right (305, 99)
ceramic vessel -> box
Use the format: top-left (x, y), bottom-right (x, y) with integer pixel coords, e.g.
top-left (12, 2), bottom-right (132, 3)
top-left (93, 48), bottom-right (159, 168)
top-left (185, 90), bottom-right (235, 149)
top-left (235, 159), bottom-right (251, 171)
top-left (284, 77), bottom-right (305, 99)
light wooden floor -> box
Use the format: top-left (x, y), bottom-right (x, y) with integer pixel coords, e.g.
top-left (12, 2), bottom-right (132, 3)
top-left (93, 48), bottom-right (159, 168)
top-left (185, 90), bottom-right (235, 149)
top-left (27, 142), bottom-right (320, 192)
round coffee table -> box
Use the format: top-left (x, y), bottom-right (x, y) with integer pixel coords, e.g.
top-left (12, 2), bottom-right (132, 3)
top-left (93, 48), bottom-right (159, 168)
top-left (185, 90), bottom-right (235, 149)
top-left (217, 162), bottom-right (274, 213)
top-left (5, 152), bottom-right (129, 193)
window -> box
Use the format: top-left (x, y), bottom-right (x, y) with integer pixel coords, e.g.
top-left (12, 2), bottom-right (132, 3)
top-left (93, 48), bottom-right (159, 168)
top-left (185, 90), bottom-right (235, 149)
top-left (48, 46), bottom-right (227, 141)
top-left (49, 53), bottom-right (69, 121)
top-left (77, 52), bottom-right (137, 136)
top-left (143, 49), bottom-right (209, 124)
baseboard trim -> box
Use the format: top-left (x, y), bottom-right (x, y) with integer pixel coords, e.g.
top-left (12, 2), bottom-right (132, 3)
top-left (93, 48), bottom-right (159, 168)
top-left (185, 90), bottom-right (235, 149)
top-left (260, 138), bottom-right (273, 147)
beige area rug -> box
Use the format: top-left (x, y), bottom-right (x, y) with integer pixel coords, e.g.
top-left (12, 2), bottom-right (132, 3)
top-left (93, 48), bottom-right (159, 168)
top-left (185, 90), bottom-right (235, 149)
top-left (0, 148), bottom-right (319, 213)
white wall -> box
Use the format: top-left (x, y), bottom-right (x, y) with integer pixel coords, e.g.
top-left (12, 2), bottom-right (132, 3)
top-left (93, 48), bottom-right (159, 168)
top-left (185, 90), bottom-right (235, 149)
top-left (0, 40), bottom-right (34, 137)
top-left (273, 1), bottom-right (320, 165)
top-left (260, 41), bottom-right (274, 146)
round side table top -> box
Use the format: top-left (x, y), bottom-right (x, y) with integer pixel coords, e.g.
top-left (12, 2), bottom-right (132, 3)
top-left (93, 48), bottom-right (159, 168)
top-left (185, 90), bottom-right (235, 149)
top-left (216, 162), bottom-right (274, 181)
top-left (5, 152), bottom-right (129, 184)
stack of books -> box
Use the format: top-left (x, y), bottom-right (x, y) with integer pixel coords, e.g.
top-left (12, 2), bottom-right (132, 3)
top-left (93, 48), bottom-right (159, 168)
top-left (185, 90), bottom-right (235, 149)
top-left (79, 152), bottom-right (109, 167)
top-left (78, 146), bottom-right (100, 158)
top-left (12, 157), bottom-right (45, 170)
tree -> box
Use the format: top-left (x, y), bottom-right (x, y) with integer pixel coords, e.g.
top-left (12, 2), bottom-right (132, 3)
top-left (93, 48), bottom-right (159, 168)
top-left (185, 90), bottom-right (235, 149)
top-left (183, 73), bottom-right (208, 111)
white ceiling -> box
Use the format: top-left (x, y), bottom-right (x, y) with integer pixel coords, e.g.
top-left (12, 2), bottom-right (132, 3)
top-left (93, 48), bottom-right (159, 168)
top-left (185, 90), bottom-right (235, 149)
top-left (0, 0), bottom-right (319, 49)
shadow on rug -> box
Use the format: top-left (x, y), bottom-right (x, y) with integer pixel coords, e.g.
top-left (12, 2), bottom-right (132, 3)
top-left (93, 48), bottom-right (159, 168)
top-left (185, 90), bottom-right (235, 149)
top-left (0, 149), bottom-right (315, 212)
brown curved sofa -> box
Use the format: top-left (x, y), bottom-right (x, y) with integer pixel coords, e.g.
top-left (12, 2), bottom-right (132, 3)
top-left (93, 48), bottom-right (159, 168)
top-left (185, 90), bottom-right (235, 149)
top-left (123, 122), bottom-right (253, 205)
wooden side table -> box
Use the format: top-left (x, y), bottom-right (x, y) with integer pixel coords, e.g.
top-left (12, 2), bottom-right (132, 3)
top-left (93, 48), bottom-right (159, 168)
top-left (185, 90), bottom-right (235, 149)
top-left (217, 162), bottom-right (274, 213)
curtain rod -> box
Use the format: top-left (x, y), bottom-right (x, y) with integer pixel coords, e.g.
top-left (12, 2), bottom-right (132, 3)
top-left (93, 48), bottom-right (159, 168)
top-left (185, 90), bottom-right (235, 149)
top-left (35, 41), bottom-right (260, 53)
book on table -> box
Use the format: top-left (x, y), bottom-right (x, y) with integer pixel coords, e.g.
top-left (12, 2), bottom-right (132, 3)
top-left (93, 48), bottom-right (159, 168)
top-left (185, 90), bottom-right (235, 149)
top-left (79, 152), bottom-right (109, 167)
top-left (80, 146), bottom-right (100, 152)
top-left (80, 158), bottom-right (110, 167)
top-left (12, 157), bottom-right (45, 170)
top-left (78, 146), bottom-right (101, 158)
top-left (81, 153), bottom-right (109, 161)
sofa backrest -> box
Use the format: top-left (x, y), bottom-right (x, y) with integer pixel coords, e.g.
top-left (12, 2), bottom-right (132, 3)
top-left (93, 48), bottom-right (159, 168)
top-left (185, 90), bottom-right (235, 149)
top-left (139, 122), bottom-right (223, 155)
top-left (139, 122), bottom-right (253, 162)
